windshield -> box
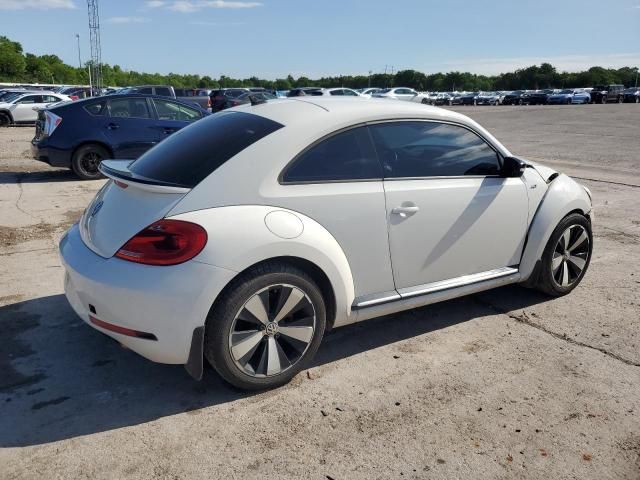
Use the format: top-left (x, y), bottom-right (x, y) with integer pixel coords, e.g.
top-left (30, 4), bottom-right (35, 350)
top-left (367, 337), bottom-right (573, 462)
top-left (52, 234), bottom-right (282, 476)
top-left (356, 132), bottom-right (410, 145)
top-left (560, 89), bottom-right (573, 94)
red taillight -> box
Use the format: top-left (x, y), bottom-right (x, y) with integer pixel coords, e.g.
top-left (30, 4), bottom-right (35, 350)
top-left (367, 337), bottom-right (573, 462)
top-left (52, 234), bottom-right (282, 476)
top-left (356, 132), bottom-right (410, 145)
top-left (115, 219), bottom-right (207, 266)
top-left (70, 95), bottom-right (79, 101)
top-left (207, 97), bottom-right (211, 107)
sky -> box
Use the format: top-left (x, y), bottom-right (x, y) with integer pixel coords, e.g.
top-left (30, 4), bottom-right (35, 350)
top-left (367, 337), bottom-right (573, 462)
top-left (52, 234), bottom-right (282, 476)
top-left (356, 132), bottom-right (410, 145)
top-left (1, 0), bottom-right (639, 79)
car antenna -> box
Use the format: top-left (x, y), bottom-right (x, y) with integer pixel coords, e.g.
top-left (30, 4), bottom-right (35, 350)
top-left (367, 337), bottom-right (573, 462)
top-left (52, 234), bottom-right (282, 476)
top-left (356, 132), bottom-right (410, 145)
top-left (248, 94), bottom-right (266, 106)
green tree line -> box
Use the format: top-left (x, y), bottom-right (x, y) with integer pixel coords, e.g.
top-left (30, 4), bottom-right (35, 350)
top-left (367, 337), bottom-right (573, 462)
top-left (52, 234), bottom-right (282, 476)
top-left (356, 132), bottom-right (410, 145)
top-left (1, 36), bottom-right (637, 91)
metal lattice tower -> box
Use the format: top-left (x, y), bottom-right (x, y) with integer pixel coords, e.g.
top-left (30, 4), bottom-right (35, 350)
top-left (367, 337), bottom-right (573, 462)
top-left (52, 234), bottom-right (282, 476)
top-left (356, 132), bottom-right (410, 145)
top-left (87, 0), bottom-right (102, 92)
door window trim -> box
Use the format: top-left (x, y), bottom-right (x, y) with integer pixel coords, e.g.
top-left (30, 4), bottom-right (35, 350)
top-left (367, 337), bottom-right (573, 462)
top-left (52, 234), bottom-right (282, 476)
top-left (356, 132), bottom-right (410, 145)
top-left (279, 118), bottom-right (505, 185)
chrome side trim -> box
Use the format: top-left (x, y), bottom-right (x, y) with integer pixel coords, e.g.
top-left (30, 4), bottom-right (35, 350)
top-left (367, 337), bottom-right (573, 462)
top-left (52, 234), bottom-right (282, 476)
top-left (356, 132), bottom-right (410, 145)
top-left (352, 290), bottom-right (401, 310)
top-left (352, 267), bottom-right (518, 310)
top-left (398, 267), bottom-right (518, 299)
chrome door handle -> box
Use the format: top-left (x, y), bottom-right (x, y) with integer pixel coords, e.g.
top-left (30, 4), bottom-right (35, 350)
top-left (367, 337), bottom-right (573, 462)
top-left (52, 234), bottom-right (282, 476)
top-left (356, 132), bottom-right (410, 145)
top-left (391, 206), bottom-right (419, 216)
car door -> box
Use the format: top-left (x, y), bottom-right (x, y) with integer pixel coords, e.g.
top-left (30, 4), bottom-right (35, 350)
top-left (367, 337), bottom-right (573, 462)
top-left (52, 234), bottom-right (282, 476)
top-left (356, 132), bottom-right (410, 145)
top-left (151, 98), bottom-right (203, 138)
top-left (275, 126), bottom-right (395, 299)
top-left (10, 94), bottom-right (43, 122)
top-left (104, 97), bottom-right (162, 158)
top-left (370, 120), bottom-right (529, 291)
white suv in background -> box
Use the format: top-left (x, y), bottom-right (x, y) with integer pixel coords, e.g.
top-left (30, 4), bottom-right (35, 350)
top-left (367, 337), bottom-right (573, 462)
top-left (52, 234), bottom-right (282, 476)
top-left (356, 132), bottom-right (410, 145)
top-left (0, 92), bottom-right (70, 126)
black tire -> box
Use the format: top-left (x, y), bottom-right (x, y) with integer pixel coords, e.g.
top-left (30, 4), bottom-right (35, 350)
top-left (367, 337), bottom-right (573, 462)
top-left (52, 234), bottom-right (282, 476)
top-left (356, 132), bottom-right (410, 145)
top-left (566, 98), bottom-right (571, 105)
top-left (421, 98), bottom-right (429, 105)
top-left (0, 112), bottom-right (11, 127)
top-left (600, 95), bottom-right (607, 104)
top-left (518, 99), bottom-right (523, 105)
top-left (617, 96), bottom-right (623, 104)
top-left (204, 262), bottom-right (327, 390)
top-left (71, 144), bottom-right (109, 180)
top-left (535, 213), bottom-right (592, 297)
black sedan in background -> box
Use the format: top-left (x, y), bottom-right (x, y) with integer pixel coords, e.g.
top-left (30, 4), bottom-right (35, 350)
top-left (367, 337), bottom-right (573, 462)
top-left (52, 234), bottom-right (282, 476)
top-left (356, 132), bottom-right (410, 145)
top-left (622, 87), bottom-right (640, 103)
top-left (521, 89), bottom-right (560, 105)
top-left (31, 94), bottom-right (209, 179)
top-left (502, 90), bottom-right (526, 105)
top-left (222, 91), bottom-right (277, 109)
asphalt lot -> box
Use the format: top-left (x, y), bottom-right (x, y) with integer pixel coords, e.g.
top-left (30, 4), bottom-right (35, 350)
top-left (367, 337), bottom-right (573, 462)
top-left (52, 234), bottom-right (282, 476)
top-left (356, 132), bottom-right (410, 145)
top-left (0, 104), bottom-right (639, 479)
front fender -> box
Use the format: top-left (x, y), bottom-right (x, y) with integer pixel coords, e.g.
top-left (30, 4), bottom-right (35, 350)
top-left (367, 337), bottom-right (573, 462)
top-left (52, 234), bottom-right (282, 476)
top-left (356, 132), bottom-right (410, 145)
top-left (169, 205), bottom-right (356, 327)
top-left (519, 174), bottom-right (592, 280)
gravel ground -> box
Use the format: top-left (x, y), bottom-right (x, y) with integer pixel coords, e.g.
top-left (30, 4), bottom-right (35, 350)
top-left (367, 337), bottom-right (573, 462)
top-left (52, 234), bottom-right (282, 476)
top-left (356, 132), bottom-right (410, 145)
top-left (0, 105), bottom-right (639, 480)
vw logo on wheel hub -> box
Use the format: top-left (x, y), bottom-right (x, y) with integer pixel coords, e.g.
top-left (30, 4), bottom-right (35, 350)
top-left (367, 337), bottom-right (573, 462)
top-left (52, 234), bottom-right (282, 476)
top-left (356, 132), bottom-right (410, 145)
top-left (264, 322), bottom-right (278, 336)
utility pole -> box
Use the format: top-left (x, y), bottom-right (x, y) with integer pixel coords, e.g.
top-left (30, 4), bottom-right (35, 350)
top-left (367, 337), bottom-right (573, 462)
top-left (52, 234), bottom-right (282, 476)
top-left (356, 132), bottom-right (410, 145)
top-left (75, 34), bottom-right (82, 69)
top-left (87, 0), bottom-right (103, 95)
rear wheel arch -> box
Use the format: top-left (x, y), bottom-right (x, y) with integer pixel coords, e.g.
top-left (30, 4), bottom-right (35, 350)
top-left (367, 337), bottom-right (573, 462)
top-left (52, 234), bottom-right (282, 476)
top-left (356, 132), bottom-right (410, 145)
top-left (207, 256), bottom-right (337, 332)
top-left (71, 140), bottom-right (114, 162)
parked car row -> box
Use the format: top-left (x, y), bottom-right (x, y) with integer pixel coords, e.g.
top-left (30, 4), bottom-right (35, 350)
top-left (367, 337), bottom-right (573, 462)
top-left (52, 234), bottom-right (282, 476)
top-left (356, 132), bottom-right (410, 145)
top-left (425, 84), bottom-right (637, 106)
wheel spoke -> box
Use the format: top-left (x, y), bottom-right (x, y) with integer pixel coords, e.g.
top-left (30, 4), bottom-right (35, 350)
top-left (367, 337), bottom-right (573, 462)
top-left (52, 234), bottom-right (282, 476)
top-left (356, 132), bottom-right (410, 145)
top-left (278, 326), bottom-right (314, 344)
top-left (244, 294), bottom-right (269, 325)
top-left (568, 255), bottom-right (586, 271)
top-left (568, 229), bottom-right (588, 252)
top-left (561, 228), bottom-right (572, 251)
top-left (266, 336), bottom-right (282, 375)
top-left (273, 288), bottom-right (304, 323)
top-left (552, 253), bottom-right (563, 272)
top-left (561, 261), bottom-right (570, 286)
top-left (231, 331), bottom-right (263, 361)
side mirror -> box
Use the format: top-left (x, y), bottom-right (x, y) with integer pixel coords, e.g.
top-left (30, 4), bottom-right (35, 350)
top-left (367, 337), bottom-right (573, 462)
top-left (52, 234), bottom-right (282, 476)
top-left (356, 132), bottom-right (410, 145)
top-left (502, 156), bottom-right (527, 178)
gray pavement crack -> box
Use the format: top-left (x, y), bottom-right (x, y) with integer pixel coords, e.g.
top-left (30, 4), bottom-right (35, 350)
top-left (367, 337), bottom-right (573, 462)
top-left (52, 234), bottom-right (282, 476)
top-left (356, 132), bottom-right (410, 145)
top-left (474, 296), bottom-right (640, 368)
top-left (14, 173), bottom-right (39, 221)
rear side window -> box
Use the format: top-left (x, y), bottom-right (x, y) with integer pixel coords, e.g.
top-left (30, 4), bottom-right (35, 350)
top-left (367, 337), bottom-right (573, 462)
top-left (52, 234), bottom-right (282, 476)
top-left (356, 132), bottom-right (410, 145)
top-left (155, 87), bottom-right (172, 97)
top-left (282, 126), bottom-right (382, 183)
top-left (369, 121), bottom-right (500, 178)
top-left (129, 112), bottom-right (283, 188)
top-left (84, 101), bottom-right (107, 116)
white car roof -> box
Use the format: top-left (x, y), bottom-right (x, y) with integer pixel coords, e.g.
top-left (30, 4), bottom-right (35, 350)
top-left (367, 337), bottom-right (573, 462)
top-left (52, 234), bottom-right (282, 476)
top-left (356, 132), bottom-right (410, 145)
top-left (233, 97), bottom-right (474, 128)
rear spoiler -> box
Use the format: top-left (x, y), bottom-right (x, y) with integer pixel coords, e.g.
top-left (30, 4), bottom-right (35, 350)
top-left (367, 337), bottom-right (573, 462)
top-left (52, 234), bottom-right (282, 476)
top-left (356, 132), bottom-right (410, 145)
top-left (99, 160), bottom-right (191, 194)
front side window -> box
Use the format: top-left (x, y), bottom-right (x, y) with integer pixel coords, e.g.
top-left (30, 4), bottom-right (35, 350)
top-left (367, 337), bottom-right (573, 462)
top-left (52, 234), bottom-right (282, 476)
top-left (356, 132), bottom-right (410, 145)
top-left (329, 89), bottom-right (343, 96)
top-left (129, 111), bottom-right (283, 188)
top-left (155, 87), bottom-right (172, 97)
top-left (369, 121), bottom-right (500, 178)
top-left (153, 99), bottom-right (201, 122)
top-left (283, 126), bottom-right (382, 183)
top-left (109, 98), bottom-right (151, 119)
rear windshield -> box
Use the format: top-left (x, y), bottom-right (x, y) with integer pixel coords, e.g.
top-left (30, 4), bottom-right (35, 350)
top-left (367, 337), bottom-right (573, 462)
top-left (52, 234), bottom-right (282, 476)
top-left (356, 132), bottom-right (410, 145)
top-left (128, 111), bottom-right (284, 188)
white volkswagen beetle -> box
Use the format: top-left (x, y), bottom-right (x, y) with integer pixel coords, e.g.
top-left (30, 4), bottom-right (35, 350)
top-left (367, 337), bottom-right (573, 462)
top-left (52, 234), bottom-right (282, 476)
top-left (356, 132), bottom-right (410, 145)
top-left (60, 98), bottom-right (593, 390)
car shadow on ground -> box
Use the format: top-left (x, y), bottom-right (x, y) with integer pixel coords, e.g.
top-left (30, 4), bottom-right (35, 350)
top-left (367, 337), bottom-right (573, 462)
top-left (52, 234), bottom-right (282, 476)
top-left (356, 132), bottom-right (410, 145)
top-left (0, 285), bottom-right (552, 447)
top-left (0, 169), bottom-right (80, 184)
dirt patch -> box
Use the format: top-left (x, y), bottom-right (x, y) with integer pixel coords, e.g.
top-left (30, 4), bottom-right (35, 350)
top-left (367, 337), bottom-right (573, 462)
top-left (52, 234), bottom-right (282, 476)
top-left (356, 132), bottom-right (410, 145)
top-left (0, 208), bottom-right (84, 247)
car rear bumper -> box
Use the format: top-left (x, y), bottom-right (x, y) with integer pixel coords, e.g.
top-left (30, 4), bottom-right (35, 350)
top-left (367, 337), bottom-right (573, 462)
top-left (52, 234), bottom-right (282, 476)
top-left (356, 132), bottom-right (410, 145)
top-left (60, 224), bottom-right (236, 365)
top-left (31, 139), bottom-right (73, 167)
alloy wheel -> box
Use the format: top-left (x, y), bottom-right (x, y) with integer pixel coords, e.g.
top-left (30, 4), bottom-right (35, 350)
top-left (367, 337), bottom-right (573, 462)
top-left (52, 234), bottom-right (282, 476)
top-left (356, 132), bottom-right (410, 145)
top-left (229, 284), bottom-right (316, 377)
top-left (551, 224), bottom-right (590, 288)
top-left (80, 151), bottom-right (103, 176)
